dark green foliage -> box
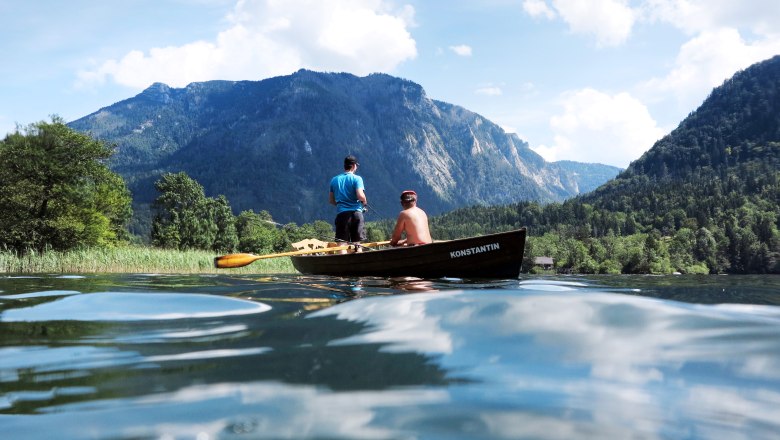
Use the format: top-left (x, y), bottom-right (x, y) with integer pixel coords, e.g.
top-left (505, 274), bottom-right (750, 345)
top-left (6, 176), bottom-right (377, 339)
top-left (235, 210), bottom-right (285, 253)
top-left (152, 172), bottom-right (336, 254)
top-left (0, 117), bottom-right (132, 253)
top-left (209, 196), bottom-right (239, 253)
top-left (151, 172), bottom-right (238, 252)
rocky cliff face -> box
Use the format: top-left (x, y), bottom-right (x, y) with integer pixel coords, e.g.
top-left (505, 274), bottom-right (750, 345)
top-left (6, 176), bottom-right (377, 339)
top-left (69, 70), bottom-right (620, 229)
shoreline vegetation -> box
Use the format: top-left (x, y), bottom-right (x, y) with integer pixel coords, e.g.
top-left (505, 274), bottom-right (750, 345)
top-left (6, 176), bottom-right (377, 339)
top-left (0, 246), bottom-right (295, 274)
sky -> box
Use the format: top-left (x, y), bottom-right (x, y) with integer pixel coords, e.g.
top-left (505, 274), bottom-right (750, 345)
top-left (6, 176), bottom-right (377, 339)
top-left (2, 0), bottom-right (779, 168)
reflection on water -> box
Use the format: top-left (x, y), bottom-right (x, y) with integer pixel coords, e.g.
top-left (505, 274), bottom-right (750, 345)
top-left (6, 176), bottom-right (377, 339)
top-left (1, 274), bottom-right (779, 439)
top-left (1, 291), bottom-right (271, 321)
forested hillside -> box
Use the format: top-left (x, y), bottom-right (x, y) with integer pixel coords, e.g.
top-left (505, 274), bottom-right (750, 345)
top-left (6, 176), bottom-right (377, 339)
top-left (423, 55), bottom-right (780, 274)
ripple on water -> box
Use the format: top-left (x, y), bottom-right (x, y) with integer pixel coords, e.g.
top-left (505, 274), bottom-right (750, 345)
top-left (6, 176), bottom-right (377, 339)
top-left (0, 290), bottom-right (82, 300)
top-left (0, 292), bottom-right (271, 322)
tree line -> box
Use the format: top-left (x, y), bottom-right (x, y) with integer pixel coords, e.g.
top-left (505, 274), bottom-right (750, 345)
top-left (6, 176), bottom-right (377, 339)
top-left (423, 154), bottom-right (779, 274)
top-left (2, 118), bottom-right (777, 274)
top-left (149, 171), bottom-right (337, 254)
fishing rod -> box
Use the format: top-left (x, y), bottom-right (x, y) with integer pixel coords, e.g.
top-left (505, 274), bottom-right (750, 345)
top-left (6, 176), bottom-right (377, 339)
top-left (363, 203), bottom-right (392, 220)
top-left (364, 203), bottom-right (396, 239)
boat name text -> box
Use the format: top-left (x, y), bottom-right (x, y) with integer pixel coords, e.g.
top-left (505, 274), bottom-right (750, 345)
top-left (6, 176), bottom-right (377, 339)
top-left (450, 243), bottom-right (500, 259)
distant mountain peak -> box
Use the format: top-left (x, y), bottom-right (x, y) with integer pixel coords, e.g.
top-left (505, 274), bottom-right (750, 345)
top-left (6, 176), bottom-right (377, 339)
top-left (139, 82), bottom-right (174, 103)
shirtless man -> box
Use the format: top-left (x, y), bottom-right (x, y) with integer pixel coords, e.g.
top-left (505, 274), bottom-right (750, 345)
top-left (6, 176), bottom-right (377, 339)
top-left (390, 190), bottom-right (433, 246)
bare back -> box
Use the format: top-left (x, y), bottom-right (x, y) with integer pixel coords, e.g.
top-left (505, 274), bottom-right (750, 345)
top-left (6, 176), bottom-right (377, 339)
top-left (390, 206), bottom-right (432, 245)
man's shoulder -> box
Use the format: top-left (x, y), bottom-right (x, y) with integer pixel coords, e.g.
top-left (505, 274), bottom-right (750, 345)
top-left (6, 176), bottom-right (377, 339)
top-left (399, 208), bottom-right (418, 219)
top-left (349, 173), bottom-right (364, 186)
top-left (410, 206), bottom-right (427, 217)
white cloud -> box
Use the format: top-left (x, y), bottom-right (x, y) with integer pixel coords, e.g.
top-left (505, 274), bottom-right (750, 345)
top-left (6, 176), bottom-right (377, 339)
top-left (475, 86), bottom-right (502, 96)
top-left (522, 0), bottom-right (636, 46)
top-left (642, 27), bottom-right (780, 113)
top-left (635, 0), bottom-right (780, 123)
top-left (555, 0), bottom-right (636, 46)
top-left (524, 0), bottom-right (780, 47)
top-left (642, 0), bottom-right (780, 37)
top-left (449, 44), bottom-right (472, 56)
top-left (534, 88), bottom-right (664, 167)
top-left (77, 0), bottom-right (417, 89)
top-left (523, 0), bottom-right (556, 19)
top-left (520, 0), bottom-right (780, 165)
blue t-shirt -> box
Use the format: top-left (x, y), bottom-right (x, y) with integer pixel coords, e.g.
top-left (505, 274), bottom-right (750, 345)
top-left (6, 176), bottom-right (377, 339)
top-left (330, 172), bottom-right (365, 213)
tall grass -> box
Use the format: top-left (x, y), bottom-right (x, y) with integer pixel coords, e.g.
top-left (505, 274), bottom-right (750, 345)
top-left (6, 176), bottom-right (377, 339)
top-left (0, 246), bottom-right (296, 274)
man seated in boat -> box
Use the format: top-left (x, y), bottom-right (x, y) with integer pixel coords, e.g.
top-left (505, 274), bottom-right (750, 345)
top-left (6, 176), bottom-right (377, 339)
top-left (390, 190), bottom-right (433, 246)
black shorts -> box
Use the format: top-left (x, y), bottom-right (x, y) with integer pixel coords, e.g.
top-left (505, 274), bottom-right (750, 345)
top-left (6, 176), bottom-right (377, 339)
top-left (334, 211), bottom-right (366, 243)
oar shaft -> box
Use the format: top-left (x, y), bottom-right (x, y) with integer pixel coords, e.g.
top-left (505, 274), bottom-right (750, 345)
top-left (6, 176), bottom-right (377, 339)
top-left (214, 241), bottom-right (390, 269)
top-left (215, 246), bottom-right (351, 269)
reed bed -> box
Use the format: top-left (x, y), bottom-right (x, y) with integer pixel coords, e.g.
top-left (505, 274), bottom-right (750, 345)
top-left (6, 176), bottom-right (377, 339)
top-left (0, 247), bottom-right (295, 274)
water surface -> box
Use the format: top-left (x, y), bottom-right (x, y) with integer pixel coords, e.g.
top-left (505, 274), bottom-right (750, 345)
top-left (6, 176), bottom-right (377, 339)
top-left (1, 274), bottom-right (779, 439)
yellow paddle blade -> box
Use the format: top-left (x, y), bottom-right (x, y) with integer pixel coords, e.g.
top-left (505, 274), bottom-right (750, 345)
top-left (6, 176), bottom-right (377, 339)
top-left (213, 253), bottom-right (263, 269)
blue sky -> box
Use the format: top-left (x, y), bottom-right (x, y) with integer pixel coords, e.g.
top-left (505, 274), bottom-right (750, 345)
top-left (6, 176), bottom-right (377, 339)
top-left (2, 0), bottom-right (779, 168)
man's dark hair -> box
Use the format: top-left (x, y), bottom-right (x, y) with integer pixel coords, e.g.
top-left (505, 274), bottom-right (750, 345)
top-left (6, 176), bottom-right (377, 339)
top-left (344, 155), bottom-right (358, 169)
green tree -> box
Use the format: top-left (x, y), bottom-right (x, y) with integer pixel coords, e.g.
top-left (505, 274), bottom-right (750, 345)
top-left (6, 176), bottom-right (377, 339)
top-left (209, 195), bottom-right (238, 253)
top-left (694, 227), bottom-right (718, 272)
top-left (236, 210), bottom-right (280, 253)
top-left (669, 227), bottom-right (696, 272)
top-left (0, 117), bottom-right (132, 253)
top-left (312, 220), bottom-right (335, 242)
top-left (151, 172), bottom-right (236, 251)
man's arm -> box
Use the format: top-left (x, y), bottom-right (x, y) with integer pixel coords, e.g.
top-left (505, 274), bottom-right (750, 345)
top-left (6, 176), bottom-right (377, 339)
top-left (356, 188), bottom-right (367, 206)
top-left (389, 213), bottom-right (407, 246)
top-left (329, 191), bottom-right (336, 206)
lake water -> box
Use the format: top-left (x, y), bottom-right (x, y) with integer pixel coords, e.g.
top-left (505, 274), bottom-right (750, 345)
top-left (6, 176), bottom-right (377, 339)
top-left (1, 273), bottom-right (780, 439)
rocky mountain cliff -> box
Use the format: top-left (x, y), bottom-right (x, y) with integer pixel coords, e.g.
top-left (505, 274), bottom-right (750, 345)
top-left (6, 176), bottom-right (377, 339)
top-left (69, 70), bottom-right (619, 231)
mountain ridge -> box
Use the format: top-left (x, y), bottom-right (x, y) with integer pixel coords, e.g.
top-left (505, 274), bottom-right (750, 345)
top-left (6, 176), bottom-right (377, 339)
top-left (69, 70), bottom-right (620, 233)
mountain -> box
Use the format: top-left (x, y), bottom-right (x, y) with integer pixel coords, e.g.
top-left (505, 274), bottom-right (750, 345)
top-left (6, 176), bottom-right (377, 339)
top-left (553, 160), bottom-right (626, 194)
top-left (581, 55), bottom-right (780, 211)
top-left (68, 70), bottom-right (619, 233)
top-left (429, 55), bottom-right (780, 273)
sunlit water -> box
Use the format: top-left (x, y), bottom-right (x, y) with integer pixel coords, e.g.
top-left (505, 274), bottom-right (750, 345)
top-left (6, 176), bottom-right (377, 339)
top-left (1, 274), bottom-right (779, 439)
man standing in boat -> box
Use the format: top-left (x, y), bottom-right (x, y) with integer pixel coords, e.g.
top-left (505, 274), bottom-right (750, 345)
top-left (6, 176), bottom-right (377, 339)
top-left (329, 155), bottom-right (368, 245)
top-left (390, 190), bottom-right (432, 246)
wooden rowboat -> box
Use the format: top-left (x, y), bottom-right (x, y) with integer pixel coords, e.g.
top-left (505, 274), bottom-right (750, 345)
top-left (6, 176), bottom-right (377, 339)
top-left (290, 228), bottom-right (526, 278)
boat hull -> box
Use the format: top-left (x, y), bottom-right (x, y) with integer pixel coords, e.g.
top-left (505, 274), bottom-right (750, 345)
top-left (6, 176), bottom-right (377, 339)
top-left (291, 228), bottom-right (526, 278)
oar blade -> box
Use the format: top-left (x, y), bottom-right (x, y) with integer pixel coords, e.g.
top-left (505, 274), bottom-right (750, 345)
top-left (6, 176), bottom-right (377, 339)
top-left (214, 253), bottom-right (261, 269)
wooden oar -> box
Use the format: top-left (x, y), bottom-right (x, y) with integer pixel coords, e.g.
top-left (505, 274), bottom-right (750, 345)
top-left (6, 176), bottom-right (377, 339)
top-left (214, 241), bottom-right (391, 269)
